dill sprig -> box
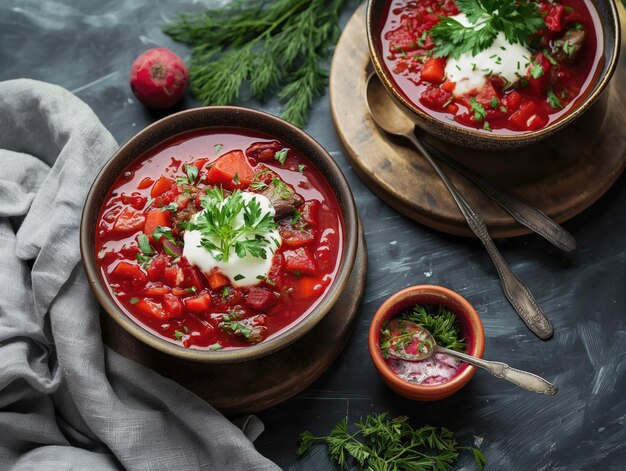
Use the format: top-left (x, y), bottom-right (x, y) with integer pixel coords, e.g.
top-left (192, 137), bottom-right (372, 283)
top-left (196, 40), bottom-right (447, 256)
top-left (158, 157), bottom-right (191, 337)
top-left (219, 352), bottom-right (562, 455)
top-left (430, 0), bottom-right (545, 59)
top-left (298, 413), bottom-right (487, 470)
top-left (163, 0), bottom-right (353, 128)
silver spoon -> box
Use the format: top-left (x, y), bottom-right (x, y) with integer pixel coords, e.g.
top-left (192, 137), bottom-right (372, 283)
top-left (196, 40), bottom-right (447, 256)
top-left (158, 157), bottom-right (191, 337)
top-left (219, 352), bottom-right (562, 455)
top-left (365, 73), bottom-right (554, 340)
top-left (385, 320), bottom-right (558, 396)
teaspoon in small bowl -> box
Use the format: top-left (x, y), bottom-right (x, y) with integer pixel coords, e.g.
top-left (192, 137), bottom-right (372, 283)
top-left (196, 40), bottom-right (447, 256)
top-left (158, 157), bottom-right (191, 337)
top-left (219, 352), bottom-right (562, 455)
top-left (365, 73), bottom-right (555, 340)
top-left (385, 320), bottom-right (558, 396)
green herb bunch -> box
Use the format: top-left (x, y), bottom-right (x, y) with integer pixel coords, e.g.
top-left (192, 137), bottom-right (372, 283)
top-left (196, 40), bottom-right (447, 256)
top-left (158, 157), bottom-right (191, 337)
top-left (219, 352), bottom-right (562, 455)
top-left (298, 413), bottom-right (487, 470)
top-left (430, 0), bottom-right (545, 59)
top-left (182, 187), bottom-right (279, 262)
top-left (380, 304), bottom-right (466, 358)
top-left (164, 0), bottom-right (353, 128)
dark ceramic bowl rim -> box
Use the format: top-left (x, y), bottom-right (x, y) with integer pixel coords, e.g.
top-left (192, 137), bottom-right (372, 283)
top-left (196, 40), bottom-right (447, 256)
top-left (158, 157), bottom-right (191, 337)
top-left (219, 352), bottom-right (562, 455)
top-left (80, 106), bottom-right (358, 363)
top-left (366, 0), bottom-right (621, 145)
top-left (368, 285), bottom-right (485, 398)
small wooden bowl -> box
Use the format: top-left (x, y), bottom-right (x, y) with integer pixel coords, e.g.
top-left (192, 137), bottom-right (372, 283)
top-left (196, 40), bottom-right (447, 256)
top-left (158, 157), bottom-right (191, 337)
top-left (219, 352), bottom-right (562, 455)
top-left (369, 285), bottom-right (485, 401)
top-left (366, 0), bottom-right (621, 150)
top-left (80, 106), bottom-right (358, 363)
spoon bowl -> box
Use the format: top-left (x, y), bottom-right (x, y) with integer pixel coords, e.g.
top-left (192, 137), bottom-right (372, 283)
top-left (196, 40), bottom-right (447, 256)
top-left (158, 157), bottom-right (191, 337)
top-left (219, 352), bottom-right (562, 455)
top-left (365, 73), bottom-right (415, 136)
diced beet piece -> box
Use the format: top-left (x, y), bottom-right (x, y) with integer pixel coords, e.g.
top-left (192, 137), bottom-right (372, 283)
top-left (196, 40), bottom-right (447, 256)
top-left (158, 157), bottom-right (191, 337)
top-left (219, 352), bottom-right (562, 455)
top-left (385, 27), bottom-right (419, 53)
top-left (509, 101), bottom-right (539, 130)
top-left (421, 57), bottom-right (446, 84)
top-left (267, 253), bottom-right (285, 288)
top-left (527, 53), bottom-right (551, 96)
top-left (163, 294), bottom-right (183, 318)
top-left (150, 176), bottom-right (175, 198)
top-left (545, 5), bottom-right (565, 32)
top-left (475, 81), bottom-right (501, 108)
top-left (285, 247), bottom-right (317, 275)
top-left (135, 299), bottom-right (165, 319)
top-left (246, 287), bottom-right (277, 311)
top-left (279, 222), bottom-right (315, 248)
top-left (143, 209), bottom-right (171, 242)
top-left (164, 265), bottom-right (184, 287)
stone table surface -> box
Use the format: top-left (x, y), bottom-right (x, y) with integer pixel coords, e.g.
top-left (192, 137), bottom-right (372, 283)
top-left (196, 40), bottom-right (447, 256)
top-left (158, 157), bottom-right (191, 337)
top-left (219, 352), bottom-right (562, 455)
top-left (2, 1), bottom-right (625, 469)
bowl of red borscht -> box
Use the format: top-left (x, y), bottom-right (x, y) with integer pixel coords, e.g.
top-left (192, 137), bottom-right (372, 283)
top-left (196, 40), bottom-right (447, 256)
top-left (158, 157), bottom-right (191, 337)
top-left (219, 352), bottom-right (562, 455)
top-left (81, 107), bottom-right (357, 363)
top-left (366, 0), bottom-right (621, 149)
top-left (369, 285), bottom-right (485, 401)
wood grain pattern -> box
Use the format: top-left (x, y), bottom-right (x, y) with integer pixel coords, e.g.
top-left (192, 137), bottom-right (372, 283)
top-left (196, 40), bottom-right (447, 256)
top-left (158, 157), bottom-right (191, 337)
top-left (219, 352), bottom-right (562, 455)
top-left (330, 5), bottom-right (626, 238)
top-left (102, 221), bottom-right (367, 415)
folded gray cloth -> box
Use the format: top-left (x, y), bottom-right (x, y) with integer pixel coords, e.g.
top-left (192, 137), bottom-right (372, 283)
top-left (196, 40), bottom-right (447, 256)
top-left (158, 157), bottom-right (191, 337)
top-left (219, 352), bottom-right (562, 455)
top-left (0, 79), bottom-right (280, 471)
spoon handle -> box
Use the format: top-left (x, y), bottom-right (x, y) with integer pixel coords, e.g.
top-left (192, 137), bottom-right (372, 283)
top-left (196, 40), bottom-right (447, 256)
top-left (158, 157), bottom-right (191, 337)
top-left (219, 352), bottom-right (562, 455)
top-left (405, 134), bottom-right (554, 340)
top-left (422, 141), bottom-right (576, 252)
top-left (435, 346), bottom-right (558, 396)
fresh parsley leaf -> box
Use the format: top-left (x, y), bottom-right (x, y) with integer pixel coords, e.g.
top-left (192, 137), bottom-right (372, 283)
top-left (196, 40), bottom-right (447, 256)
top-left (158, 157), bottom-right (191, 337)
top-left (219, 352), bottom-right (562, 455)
top-left (214, 144), bottom-right (223, 153)
top-left (234, 274), bottom-right (245, 281)
top-left (137, 234), bottom-right (154, 255)
top-left (547, 88), bottom-right (563, 109)
top-left (208, 342), bottom-right (222, 351)
top-left (272, 178), bottom-right (292, 200)
top-left (530, 58), bottom-right (544, 79)
top-left (483, 120), bottom-right (492, 131)
top-left (489, 96), bottom-right (499, 108)
top-left (174, 330), bottom-right (185, 340)
top-left (177, 164), bottom-right (199, 186)
top-left (274, 148), bottom-right (288, 164)
top-left (298, 164), bottom-right (306, 174)
top-left (233, 172), bottom-right (241, 185)
top-left (160, 202), bottom-right (178, 213)
top-left (291, 210), bottom-right (302, 226)
top-left (249, 181), bottom-right (269, 191)
top-left (129, 297), bottom-right (139, 304)
top-left (153, 226), bottom-right (177, 245)
top-left (430, 0), bottom-right (544, 59)
top-left (222, 286), bottom-right (229, 298)
top-left (469, 97), bottom-right (487, 121)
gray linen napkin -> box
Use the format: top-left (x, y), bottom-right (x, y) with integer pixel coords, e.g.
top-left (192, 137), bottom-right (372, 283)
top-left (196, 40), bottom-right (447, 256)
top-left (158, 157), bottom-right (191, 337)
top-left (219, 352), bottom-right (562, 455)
top-left (0, 79), bottom-right (280, 471)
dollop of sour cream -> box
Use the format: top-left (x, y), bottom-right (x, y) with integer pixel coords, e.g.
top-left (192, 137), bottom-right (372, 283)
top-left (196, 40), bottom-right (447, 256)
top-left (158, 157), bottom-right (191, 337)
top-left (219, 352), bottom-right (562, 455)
top-left (444, 13), bottom-right (532, 96)
top-left (183, 191), bottom-right (281, 288)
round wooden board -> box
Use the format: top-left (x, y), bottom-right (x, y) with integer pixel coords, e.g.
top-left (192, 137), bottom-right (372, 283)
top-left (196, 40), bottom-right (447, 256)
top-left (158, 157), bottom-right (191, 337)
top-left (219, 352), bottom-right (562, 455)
top-left (330, 5), bottom-right (626, 238)
top-left (101, 220), bottom-right (367, 416)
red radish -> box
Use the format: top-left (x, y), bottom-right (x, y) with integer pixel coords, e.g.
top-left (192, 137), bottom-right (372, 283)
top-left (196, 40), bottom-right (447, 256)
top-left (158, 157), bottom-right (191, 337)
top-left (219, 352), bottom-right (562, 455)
top-left (130, 48), bottom-right (189, 109)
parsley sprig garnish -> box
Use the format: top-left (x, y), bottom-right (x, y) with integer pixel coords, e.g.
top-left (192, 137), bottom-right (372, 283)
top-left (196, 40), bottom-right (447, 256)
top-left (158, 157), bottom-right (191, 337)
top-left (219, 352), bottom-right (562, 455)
top-left (430, 0), bottom-right (545, 59)
top-left (182, 187), bottom-right (278, 263)
top-left (298, 413), bottom-right (487, 470)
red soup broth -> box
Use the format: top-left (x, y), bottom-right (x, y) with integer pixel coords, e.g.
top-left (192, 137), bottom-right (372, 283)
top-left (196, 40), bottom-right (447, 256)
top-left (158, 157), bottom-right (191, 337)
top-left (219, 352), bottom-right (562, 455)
top-left (379, 0), bottom-right (604, 134)
top-left (96, 128), bottom-right (344, 350)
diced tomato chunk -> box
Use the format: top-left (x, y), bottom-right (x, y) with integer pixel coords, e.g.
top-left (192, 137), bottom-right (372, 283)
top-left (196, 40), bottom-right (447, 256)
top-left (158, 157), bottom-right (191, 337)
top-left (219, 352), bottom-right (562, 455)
top-left (111, 261), bottom-right (148, 286)
top-left (113, 207), bottom-right (145, 233)
top-left (121, 193), bottom-right (147, 211)
top-left (421, 57), bottom-right (446, 84)
top-left (545, 5), bottom-right (565, 32)
top-left (527, 53), bottom-right (551, 96)
top-left (191, 158), bottom-right (209, 171)
top-left (284, 248), bottom-right (317, 275)
top-left (163, 294), bottom-right (184, 318)
top-left (137, 177), bottom-right (154, 190)
top-left (150, 176), bottom-right (175, 198)
top-left (245, 141), bottom-right (282, 162)
top-left (207, 150), bottom-right (255, 191)
top-left (184, 294), bottom-right (211, 313)
top-left (509, 101), bottom-right (539, 130)
top-left (134, 299), bottom-right (165, 319)
top-left (147, 254), bottom-right (167, 282)
top-left (526, 113), bottom-right (547, 131)
top-left (246, 287), bottom-right (277, 311)
top-left (143, 209), bottom-right (171, 242)
top-left (475, 81), bottom-right (501, 108)
top-left (503, 91), bottom-right (522, 112)
top-left (441, 80), bottom-right (456, 93)
top-left (385, 27), bottom-right (418, 53)
top-left (164, 265), bottom-right (184, 287)
top-left (420, 86), bottom-right (452, 109)
top-left (207, 271), bottom-right (230, 290)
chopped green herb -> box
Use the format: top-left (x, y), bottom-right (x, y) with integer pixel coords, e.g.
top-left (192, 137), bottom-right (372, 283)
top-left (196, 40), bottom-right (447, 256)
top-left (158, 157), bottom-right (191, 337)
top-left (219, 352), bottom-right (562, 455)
top-left (129, 297), bottom-right (139, 304)
top-left (547, 88), bottom-right (563, 109)
top-left (250, 180), bottom-right (269, 191)
top-left (208, 342), bottom-right (223, 351)
top-left (153, 226), bottom-right (177, 245)
top-left (483, 120), bottom-right (492, 131)
top-left (469, 97), bottom-right (487, 121)
top-left (233, 172), bottom-right (241, 185)
top-left (222, 286), bottom-right (229, 298)
top-left (297, 413), bottom-right (487, 470)
top-left (177, 164), bottom-right (199, 186)
top-left (186, 287), bottom-right (197, 294)
top-left (272, 178), bottom-right (292, 200)
top-left (291, 210), bottom-right (302, 226)
top-left (274, 148), bottom-right (288, 165)
top-left (298, 164), bottom-right (306, 174)
top-left (530, 58), bottom-right (544, 79)
top-left (489, 96), bottom-right (499, 108)
top-left (137, 234), bottom-right (154, 255)
top-left (174, 330), bottom-right (185, 340)
top-left (234, 274), bottom-right (245, 281)
top-left (161, 202), bottom-right (178, 213)
top-left (214, 144), bottom-right (223, 153)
